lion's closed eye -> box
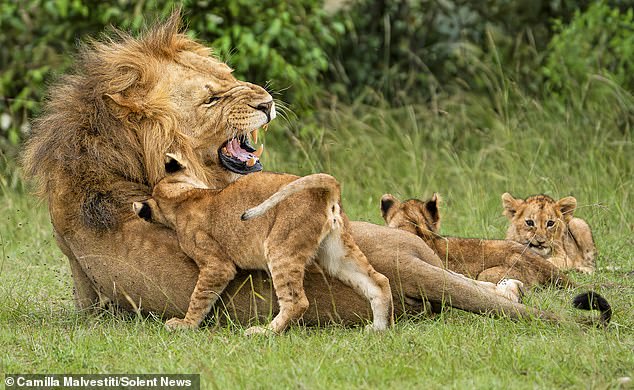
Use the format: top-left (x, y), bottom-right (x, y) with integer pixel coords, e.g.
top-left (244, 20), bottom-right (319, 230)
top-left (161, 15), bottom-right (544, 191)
top-left (203, 96), bottom-right (221, 106)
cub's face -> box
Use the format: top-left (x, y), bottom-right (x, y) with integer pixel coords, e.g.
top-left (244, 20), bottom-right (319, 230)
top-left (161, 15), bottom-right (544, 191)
top-left (133, 153), bottom-right (207, 228)
top-left (380, 194), bottom-right (441, 238)
top-left (502, 193), bottom-right (576, 256)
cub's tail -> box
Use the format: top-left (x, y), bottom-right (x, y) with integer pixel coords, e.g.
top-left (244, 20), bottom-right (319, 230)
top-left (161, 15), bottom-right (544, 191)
top-left (241, 173), bottom-right (340, 220)
top-left (572, 291), bottom-right (612, 326)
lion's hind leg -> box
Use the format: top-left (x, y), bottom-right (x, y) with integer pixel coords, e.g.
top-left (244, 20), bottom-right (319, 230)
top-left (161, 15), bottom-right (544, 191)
top-left (455, 266), bottom-right (525, 303)
top-left (318, 229), bottom-right (393, 331)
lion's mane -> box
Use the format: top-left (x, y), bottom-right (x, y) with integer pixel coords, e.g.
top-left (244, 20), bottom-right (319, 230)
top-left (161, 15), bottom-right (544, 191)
top-left (22, 12), bottom-right (211, 231)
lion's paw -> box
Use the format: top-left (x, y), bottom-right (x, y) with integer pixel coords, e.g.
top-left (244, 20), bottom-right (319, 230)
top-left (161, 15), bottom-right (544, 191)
top-left (165, 318), bottom-right (198, 331)
top-left (496, 279), bottom-right (525, 303)
top-left (244, 326), bottom-right (276, 337)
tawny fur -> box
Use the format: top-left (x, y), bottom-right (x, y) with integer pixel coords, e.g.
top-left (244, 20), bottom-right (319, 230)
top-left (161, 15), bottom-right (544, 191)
top-left (380, 194), bottom-right (572, 288)
top-left (21, 11), bottom-right (604, 328)
top-left (134, 154), bottom-right (393, 333)
top-left (502, 193), bottom-right (597, 274)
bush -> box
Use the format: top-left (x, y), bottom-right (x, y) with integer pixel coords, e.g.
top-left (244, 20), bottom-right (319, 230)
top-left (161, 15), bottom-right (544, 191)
top-left (543, 3), bottom-right (634, 100)
top-left (188, 1), bottom-right (339, 109)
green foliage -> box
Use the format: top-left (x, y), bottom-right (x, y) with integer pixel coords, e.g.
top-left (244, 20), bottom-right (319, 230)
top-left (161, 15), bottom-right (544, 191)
top-left (187, 1), bottom-right (339, 109)
top-left (543, 2), bottom-right (634, 115)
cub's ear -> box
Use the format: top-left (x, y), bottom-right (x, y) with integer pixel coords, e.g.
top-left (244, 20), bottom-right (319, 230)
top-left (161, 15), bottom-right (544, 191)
top-left (426, 193), bottom-right (441, 214)
top-left (501, 192), bottom-right (522, 219)
top-left (380, 194), bottom-right (400, 221)
top-left (164, 153), bottom-right (186, 173)
top-left (133, 201), bottom-right (153, 222)
top-left (425, 193), bottom-right (442, 227)
top-left (556, 196), bottom-right (577, 223)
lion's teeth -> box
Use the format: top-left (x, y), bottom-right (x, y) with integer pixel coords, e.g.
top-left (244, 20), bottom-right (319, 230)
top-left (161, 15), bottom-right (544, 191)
top-left (251, 129), bottom-right (259, 144)
top-left (262, 123), bottom-right (269, 131)
top-left (253, 144), bottom-right (264, 158)
top-left (222, 147), bottom-right (229, 156)
top-left (246, 157), bottom-right (257, 167)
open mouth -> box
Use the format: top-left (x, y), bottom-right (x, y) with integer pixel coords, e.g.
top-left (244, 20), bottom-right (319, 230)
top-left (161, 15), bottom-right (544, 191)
top-left (218, 127), bottom-right (266, 175)
top-left (528, 243), bottom-right (551, 255)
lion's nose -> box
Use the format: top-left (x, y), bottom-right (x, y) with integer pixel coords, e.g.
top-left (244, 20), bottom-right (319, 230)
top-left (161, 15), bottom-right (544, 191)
top-left (255, 101), bottom-right (274, 122)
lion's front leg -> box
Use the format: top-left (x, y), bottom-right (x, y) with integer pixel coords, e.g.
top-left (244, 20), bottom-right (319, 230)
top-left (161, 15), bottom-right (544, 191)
top-left (53, 229), bottom-right (102, 311)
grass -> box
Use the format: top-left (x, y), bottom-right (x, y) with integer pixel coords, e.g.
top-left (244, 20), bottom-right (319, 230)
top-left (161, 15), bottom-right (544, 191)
top-left (1, 87), bottom-right (633, 388)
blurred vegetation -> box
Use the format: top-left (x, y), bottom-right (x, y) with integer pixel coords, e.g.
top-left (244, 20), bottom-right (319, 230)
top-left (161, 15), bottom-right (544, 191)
top-left (1, 0), bottom-right (633, 183)
top-left (543, 2), bottom-right (634, 121)
top-left (326, 0), bottom-right (633, 104)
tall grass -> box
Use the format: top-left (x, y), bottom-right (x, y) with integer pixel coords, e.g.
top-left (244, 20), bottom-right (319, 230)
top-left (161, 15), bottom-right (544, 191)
top-left (1, 75), bottom-right (632, 387)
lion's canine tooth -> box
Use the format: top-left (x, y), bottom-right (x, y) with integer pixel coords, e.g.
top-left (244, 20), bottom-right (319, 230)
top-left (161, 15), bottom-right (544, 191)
top-left (251, 129), bottom-right (259, 144)
top-left (246, 157), bottom-right (257, 167)
top-left (222, 147), bottom-right (229, 156)
top-left (262, 123), bottom-right (269, 131)
top-left (253, 144), bottom-right (264, 158)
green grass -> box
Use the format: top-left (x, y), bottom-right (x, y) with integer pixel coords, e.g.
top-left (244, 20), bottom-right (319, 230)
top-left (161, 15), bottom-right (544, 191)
top-left (1, 89), bottom-right (633, 388)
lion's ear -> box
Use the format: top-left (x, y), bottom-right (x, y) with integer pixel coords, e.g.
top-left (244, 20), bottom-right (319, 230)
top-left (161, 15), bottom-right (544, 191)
top-left (133, 201), bottom-right (153, 222)
top-left (105, 92), bottom-right (128, 107)
top-left (104, 93), bottom-right (144, 120)
top-left (556, 196), bottom-right (577, 223)
top-left (164, 153), bottom-right (186, 173)
top-left (380, 194), bottom-right (400, 221)
top-left (105, 92), bottom-right (135, 110)
top-left (501, 192), bottom-right (521, 219)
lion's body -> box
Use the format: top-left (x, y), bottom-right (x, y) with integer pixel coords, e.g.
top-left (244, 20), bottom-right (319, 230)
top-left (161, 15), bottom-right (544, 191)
top-left (22, 12), bottom-right (608, 329)
top-left (380, 194), bottom-right (571, 288)
top-left (136, 161), bottom-right (393, 333)
top-left (502, 193), bottom-right (597, 274)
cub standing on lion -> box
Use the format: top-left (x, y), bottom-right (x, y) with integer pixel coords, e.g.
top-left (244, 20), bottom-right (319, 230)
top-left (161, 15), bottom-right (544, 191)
top-left (501, 193), bottom-right (597, 274)
top-left (133, 153), bottom-right (393, 334)
top-left (380, 193), bottom-right (572, 288)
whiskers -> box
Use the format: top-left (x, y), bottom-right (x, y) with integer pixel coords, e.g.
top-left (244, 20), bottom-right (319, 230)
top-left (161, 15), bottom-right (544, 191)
top-left (263, 81), bottom-right (296, 124)
top-left (273, 99), bottom-right (296, 123)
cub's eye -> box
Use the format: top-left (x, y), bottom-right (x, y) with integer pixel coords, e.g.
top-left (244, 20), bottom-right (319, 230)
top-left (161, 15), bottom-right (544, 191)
top-left (525, 219), bottom-right (535, 227)
top-left (546, 220), bottom-right (555, 228)
top-left (203, 96), bottom-right (221, 106)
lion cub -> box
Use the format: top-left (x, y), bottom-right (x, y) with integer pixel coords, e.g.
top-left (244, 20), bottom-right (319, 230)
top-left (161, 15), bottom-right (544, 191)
top-left (134, 153), bottom-right (393, 334)
top-left (501, 193), bottom-right (597, 274)
top-left (380, 193), bottom-right (572, 288)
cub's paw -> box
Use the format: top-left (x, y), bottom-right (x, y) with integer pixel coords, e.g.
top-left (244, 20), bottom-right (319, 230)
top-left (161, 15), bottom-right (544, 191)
top-left (165, 318), bottom-right (198, 331)
top-left (496, 279), bottom-right (525, 303)
top-left (364, 322), bottom-right (390, 333)
top-left (244, 326), bottom-right (276, 337)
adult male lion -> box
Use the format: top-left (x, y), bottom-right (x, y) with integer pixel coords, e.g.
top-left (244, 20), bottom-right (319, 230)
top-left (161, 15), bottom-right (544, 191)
top-left (22, 12), bottom-right (600, 327)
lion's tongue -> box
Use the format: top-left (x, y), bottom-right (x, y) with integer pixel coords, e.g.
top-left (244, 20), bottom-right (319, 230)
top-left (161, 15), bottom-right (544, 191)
top-left (226, 138), bottom-right (253, 162)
